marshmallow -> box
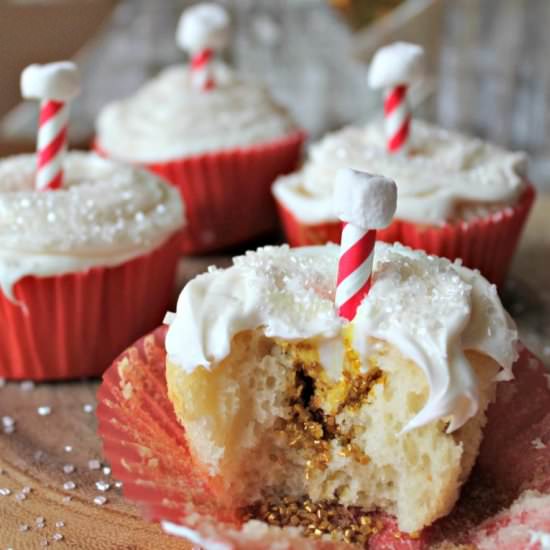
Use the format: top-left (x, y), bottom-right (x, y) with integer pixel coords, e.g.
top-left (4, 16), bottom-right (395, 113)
top-left (368, 42), bottom-right (425, 89)
top-left (334, 168), bottom-right (397, 229)
top-left (20, 62), bottom-right (80, 102)
top-left (176, 3), bottom-right (230, 53)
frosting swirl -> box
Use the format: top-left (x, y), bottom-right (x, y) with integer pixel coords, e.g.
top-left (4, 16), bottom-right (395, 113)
top-left (165, 242), bottom-right (518, 433)
top-left (96, 64), bottom-right (297, 163)
top-left (0, 152), bottom-right (184, 299)
top-left (273, 120), bottom-right (528, 224)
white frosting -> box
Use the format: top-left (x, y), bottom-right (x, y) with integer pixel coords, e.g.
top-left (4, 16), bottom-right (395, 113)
top-left (176, 3), bottom-right (230, 53)
top-left (353, 244), bottom-right (516, 433)
top-left (530, 530), bottom-right (550, 549)
top-left (166, 242), bottom-right (518, 433)
top-left (0, 152), bottom-right (184, 300)
top-left (334, 169), bottom-right (396, 229)
top-left (21, 62), bottom-right (80, 101)
top-left (273, 120), bottom-right (528, 225)
top-left (368, 42), bottom-right (425, 89)
top-left (166, 246), bottom-right (342, 371)
top-left (96, 65), bottom-right (297, 163)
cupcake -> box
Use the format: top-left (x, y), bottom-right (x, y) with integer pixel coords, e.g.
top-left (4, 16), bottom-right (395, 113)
top-left (164, 239), bottom-right (518, 536)
top-left (0, 62), bottom-right (184, 381)
top-left (273, 43), bottom-right (534, 286)
top-left (95, 3), bottom-right (304, 254)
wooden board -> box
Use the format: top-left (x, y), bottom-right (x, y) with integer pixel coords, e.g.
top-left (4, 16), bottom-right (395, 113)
top-left (1, 195), bottom-right (549, 549)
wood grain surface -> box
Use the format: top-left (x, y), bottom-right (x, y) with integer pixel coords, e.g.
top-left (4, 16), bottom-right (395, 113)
top-left (0, 196), bottom-right (549, 550)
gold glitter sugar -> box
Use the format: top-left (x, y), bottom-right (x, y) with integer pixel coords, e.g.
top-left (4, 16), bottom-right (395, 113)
top-left (243, 497), bottom-right (380, 545)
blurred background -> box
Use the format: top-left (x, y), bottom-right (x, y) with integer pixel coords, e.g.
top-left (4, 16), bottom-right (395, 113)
top-left (0, 0), bottom-right (549, 189)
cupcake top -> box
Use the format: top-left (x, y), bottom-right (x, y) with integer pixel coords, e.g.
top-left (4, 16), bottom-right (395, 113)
top-left (96, 64), bottom-right (298, 163)
top-left (0, 152), bottom-right (184, 299)
top-left (273, 120), bottom-right (528, 225)
top-left (166, 242), bottom-right (518, 433)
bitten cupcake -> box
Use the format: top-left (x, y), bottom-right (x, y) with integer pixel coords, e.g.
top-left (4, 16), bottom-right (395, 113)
top-left (95, 3), bottom-right (304, 254)
top-left (164, 171), bottom-right (518, 537)
top-left (0, 62), bottom-right (184, 381)
top-left (273, 43), bottom-right (534, 286)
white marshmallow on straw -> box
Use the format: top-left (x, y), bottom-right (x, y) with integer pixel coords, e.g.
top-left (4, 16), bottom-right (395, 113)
top-left (368, 42), bottom-right (425, 154)
top-left (21, 62), bottom-right (80, 190)
top-left (176, 3), bottom-right (230, 91)
top-left (334, 168), bottom-right (397, 320)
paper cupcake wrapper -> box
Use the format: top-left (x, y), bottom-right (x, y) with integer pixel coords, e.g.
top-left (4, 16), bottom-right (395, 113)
top-left (97, 328), bottom-right (550, 548)
top-left (0, 234), bottom-right (180, 381)
top-left (95, 132), bottom-right (305, 255)
top-left (276, 184), bottom-right (536, 287)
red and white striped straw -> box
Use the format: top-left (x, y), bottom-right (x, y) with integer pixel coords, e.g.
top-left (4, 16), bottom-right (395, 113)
top-left (20, 62), bottom-right (80, 191)
top-left (336, 223), bottom-right (377, 320)
top-left (384, 85), bottom-right (411, 154)
top-left (190, 48), bottom-right (215, 91)
top-left (35, 100), bottom-right (69, 190)
top-left (177, 3), bottom-right (230, 92)
top-left (367, 42), bottom-right (425, 155)
top-left (334, 169), bottom-right (397, 321)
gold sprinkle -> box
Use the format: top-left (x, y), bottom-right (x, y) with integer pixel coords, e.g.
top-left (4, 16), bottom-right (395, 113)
top-left (243, 496), bottom-right (378, 545)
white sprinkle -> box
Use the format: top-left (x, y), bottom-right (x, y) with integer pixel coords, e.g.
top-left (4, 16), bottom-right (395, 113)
top-left (20, 380), bottom-right (35, 391)
top-left (63, 481), bottom-right (76, 491)
top-left (64, 445), bottom-right (73, 453)
top-left (532, 437), bottom-right (547, 450)
top-left (62, 496), bottom-right (72, 503)
top-left (93, 495), bottom-right (107, 506)
top-left (22, 486), bottom-right (32, 494)
top-left (15, 492), bottom-right (26, 501)
top-left (52, 533), bottom-right (64, 541)
top-left (63, 464), bottom-right (75, 474)
top-left (37, 406), bottom-right (52, 416)
top-left (114, 481), bottom-right (123, 489)
top-left (55, 521), bottom-right (65, 528)
top-left (102, 466), bottom-right (111, 476)
top-left (1, 416), bottom-right (14, 428)
top-left (34, 450), bottom-right (45, 461)
top-left (33, 451), bottom-right (45, 462)
top-left (3, 425), bottom-right (15, 435)
top-left (95, 480), bottom-right (110, 492)
top-left (83, 403), bottom-right (94, 413)
top-left (88, 459), bottom-right (101, 471)
top-left (36, 516), bottom-right (45, 524)
top-left (19, 523), bottom-right (29, 532)
top-left (0, 488), bottom-right (11, 496)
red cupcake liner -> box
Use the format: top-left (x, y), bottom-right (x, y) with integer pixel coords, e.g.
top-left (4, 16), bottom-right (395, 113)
top-left (97, 328), bottom-right (550, 548)
top-left (0, 234), bottom-right (181, 381)
top-left (276, 184), bottom-right (536, 287)
top-left (95, 132), bottom-right (305, 255)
